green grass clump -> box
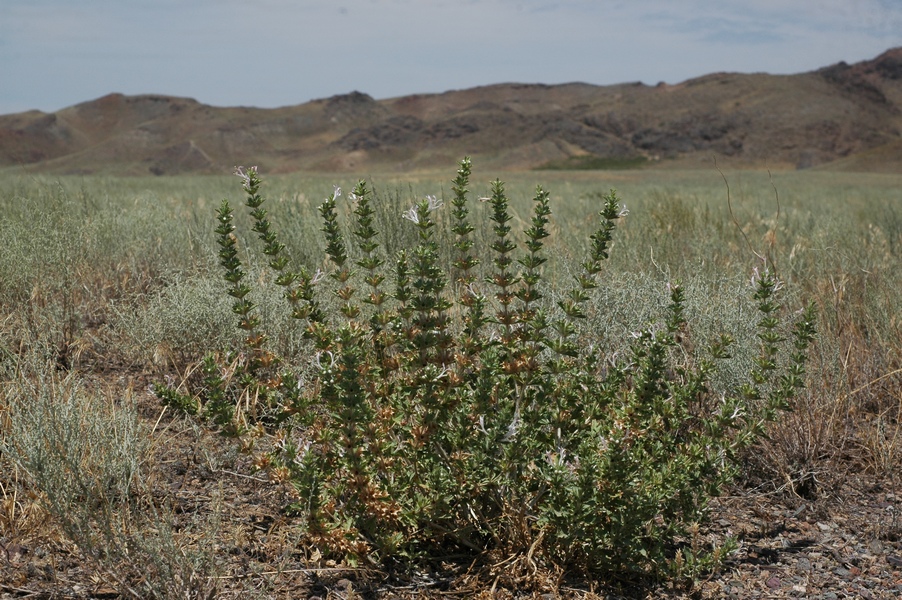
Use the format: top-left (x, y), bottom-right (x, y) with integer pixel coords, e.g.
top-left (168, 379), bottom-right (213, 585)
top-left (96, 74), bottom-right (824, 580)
top-left (155, 158), bottom-right (816, 579)
top-left (536, 155), bottom-right (649, 171)
top-left (1, 346), bottom-right (220, 599)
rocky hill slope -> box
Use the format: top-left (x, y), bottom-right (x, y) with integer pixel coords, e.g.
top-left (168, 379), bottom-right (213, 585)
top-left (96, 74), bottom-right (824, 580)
top-left (2, 48), bottom-right (900, 174)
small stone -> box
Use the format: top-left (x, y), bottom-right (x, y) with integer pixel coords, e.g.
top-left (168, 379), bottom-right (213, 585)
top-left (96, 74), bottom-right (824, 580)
top-left (766, 576), bottom-right (781, 589)
top-left (41, 564), bottom-right (56, 582)
top-left (833, 566), bottom-right (851, 578)
top-left (796, 557), bottom-right (812, 572)
top-left (816, 522), bottom-right (833, 531)
top-left (887, 554), bottom-right (902, 568)
top-left (335, 579), bottom-right (352, 590)
top-left (5, 543), bottom-right (26, 562)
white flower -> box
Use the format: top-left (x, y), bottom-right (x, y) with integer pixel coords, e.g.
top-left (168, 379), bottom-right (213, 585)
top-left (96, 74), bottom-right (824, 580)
top-left (750, 266), bottom-right (783, 293)
top-left (502, 404), bottom-right (521, 442)
top-left (618, 204), bottom-right (630, 217)
top-left (597, 434), bottom-right (609, 453)
top-left (293, 440), bottom-right (312, 465)
top-left (403, 195), bottom-right (443, 223)
top-left (477, 415), bottom-right (489, 435)
top-left (332, 185), bottom-right (341, 199)
top-left (425, 363), bottom-right (449, 382)
top-left (347, 191), bottom-right (359, 204)
top-left (310, 268), bottom-right (325, 285)
top-left (314, 351), bottom-right (337, 371)
top-left (402, 206), bottom-right (419, 224)
top-left (233, 165), bottom-right (258, 188)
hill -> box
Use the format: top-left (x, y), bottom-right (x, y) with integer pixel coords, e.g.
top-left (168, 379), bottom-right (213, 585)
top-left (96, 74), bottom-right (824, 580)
top-left (2, 48), bottom-right (901, 174)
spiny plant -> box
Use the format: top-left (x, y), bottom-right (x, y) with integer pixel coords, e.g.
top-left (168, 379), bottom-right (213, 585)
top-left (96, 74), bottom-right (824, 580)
top-left (155, 158), bottom-right (816, 579)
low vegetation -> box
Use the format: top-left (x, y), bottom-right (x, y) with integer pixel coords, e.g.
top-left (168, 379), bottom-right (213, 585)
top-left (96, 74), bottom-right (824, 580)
top-left (0, 161), bottom-right (899, 597)
top-left (536, 155), bottom-right (649, 171)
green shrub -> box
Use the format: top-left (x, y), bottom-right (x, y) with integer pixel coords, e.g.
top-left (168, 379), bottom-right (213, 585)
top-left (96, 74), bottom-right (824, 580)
top-left (155, 158), bottom-right (816, 578)
top-left (536, 155), bottom-right (648, 171)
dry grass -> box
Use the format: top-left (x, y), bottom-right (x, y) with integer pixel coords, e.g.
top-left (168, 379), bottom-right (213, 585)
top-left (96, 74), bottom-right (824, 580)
top-left (1, 167), bottom-right (900, 597)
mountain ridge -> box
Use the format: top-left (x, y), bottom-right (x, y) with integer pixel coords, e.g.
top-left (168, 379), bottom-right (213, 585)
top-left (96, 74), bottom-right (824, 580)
top-left (2, 47), bottom-right (901, 175)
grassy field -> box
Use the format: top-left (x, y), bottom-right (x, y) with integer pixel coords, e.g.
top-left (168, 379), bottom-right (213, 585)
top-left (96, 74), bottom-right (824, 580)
top-left (1, 165), bottom-right (900, 597)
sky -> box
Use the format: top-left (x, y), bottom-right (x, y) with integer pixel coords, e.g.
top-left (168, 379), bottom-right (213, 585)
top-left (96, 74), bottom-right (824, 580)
top-left (2, 0), bottom-right (901, 116)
